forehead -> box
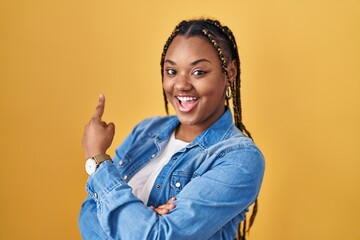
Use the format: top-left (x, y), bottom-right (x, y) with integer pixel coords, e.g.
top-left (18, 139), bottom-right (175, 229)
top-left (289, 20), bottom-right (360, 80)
top-left (165, 36), bottom-right (219, 63)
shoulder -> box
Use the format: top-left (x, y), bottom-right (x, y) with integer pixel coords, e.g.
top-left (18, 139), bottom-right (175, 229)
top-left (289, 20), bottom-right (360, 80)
top-left (225, 126), bottom-right (260, 152)
top-left (209, 126), bottom-right (265, 169)
top-left (209, 132), bottom-right (265, 187)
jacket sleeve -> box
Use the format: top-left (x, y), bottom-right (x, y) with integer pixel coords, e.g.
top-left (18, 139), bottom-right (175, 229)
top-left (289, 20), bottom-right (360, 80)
top-left (83, 145), bottom-right (265, 240)
top-left (79, 196), bottom-right (110, 240)
top-left (78, 121), bottom-right (139, 240)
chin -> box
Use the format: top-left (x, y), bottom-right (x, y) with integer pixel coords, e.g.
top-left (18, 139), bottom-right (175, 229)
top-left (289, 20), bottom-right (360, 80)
top-left (177, 115), bottom-right (199, 126)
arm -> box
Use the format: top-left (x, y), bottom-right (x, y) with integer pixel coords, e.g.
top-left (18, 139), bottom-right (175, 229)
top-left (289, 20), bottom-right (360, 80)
top-left (80, 95), bottom-right (265, 239)
top-left (79, 128), bottom-right (137, 239)
top-left (79, 196), bottom-right (110, 240)
top-left (79, 95), bottom-right (168, 239)
top-left (87, 147), bottom-right (264, 239)
top-left (79, 94), bottom-right (130, 239)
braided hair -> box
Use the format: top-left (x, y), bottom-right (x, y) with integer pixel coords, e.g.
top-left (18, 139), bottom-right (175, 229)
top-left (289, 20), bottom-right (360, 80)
top-left (160, 19), bottom-right (257, 240)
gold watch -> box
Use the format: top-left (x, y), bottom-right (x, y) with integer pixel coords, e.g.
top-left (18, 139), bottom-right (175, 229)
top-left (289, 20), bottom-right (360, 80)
top-left (85, 154), bottom-right (112, 175)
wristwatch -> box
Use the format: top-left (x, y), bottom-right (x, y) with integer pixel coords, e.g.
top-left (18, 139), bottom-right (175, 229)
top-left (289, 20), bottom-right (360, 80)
top-left (85, 153), bottom-right (112, 175)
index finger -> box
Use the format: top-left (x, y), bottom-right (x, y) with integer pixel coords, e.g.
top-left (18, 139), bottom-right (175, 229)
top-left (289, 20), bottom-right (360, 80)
top-left (92, 94), bottom-right (105, 120)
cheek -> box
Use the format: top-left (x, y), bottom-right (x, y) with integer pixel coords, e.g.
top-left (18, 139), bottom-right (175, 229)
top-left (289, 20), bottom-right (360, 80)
top-left (197, 78), bottom-right (227, 96)
top-left (162, 79), bottom-right (173, 95)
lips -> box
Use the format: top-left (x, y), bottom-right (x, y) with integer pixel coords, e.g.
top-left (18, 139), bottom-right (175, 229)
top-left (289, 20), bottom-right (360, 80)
top-left (176, 96), bottom-right (199, 112)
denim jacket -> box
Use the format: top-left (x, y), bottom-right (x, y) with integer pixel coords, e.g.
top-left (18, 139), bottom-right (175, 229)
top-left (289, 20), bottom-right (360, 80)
top-left (79, 108), bottom-right (265, 240)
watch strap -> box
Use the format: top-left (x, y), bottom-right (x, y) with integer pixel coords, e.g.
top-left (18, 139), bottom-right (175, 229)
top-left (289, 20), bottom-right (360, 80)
top-left (92, 153), bottom-right (112, 165)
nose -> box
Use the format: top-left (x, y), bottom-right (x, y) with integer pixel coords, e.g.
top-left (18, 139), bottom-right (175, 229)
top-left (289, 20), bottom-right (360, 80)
top-left (174, 74), bottom-right (192, 91)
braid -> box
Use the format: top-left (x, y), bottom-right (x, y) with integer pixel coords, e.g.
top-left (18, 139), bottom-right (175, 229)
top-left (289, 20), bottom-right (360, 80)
top-left (160, 23), bottom-right (182, 114)
top-left (221, 26), bottom-right (253, 140)
top-left (202, 20), bottom-right (257, 240)
top-left (242, 218), bottom-right (247, 239)
top-left (202, 29), bottom-right (229, 80)
top-left (160, 19), bottom-right (258, 240)
top-left (206, 20), bottom-right (253, 139)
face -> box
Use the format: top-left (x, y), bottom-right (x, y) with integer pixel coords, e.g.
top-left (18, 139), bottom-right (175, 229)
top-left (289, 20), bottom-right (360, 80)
top-left (163, 36), bottom-right (235, 132)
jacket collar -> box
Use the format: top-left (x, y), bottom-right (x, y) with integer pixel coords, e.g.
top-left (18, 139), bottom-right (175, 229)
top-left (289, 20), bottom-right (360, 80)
top-left (191, 108), bottom-right (237, 150)
top-left (149, 108), bottom-right (238, 150)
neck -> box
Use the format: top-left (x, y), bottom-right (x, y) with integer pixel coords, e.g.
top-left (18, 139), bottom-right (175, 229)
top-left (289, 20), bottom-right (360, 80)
top-left (174, 124), bottom-right (203, 142)
top-left (174, 106), bottom-right (227, 142)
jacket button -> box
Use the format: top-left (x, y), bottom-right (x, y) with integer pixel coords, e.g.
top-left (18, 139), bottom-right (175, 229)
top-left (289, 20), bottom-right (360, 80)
top-left (118, 160), bottom-right (124, 166)
top-left (156, 184), bottom-right (161, 189)
top-left (151, 154), bottom-right (156, 158)
top-left (123, 175), bottom-right (128, 180)
top-left (94, 192), bottom-right (98, 198)
top-left (175, 182), bottom-right (181, 188)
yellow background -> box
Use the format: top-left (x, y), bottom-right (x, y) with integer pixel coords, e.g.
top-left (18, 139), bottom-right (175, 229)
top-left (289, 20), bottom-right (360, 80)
top-left (1, 0), bottom-right (359, 239)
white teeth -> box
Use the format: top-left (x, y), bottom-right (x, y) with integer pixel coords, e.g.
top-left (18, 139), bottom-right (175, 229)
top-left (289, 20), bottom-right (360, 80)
top-left (177, 96), bottom-right (197, 101)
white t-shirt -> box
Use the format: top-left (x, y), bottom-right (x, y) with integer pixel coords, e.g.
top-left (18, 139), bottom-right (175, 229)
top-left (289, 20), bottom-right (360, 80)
top-left (128, 131), bottom-right (189, 205)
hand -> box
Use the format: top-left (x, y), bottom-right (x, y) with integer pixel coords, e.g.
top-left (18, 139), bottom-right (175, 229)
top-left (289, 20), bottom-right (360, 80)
top-left (150, 197), bottom-right (176, 215)
top-left (82, 94), bottom-right (115, 159)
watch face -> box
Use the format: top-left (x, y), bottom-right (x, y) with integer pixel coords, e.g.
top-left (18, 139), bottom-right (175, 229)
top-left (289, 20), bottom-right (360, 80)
top-left (85, 159), bottom-right (97, 175)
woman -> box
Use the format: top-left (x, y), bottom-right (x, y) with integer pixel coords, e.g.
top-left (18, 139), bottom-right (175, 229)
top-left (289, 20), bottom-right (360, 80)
top-left (79, 19), bottom-right (265, 240)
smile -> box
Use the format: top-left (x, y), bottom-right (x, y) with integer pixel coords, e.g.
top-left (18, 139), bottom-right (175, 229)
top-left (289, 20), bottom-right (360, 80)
top-left (176, 96), bottom-right (199, 112)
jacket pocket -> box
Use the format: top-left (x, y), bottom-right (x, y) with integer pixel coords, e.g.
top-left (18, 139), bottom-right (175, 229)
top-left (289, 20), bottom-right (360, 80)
top-left (169, 171), bottom-right (193, 197)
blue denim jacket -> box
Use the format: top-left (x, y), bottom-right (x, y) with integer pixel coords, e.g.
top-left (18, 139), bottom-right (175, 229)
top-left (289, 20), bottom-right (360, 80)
top-left (79, 109), bottom-right (265, 240)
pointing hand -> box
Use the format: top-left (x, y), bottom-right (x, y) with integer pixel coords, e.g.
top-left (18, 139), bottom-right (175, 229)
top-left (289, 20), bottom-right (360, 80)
top-left (82, 94), bottom-right (115, 159)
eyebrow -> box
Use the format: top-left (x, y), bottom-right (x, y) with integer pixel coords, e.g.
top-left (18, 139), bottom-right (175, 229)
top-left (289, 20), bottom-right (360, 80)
top-left (164, 59), bottom-right (211, 66)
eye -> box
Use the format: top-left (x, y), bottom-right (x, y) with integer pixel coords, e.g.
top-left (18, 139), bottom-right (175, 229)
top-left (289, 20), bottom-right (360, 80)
top-left (192, 69), bottom-right (207, 76)
top-left (165, 69), bottom-right (177, 75)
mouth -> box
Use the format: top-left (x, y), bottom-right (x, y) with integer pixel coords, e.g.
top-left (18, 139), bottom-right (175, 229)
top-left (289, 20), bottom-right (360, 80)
top-left (176, 96), bottom-right (199, 112)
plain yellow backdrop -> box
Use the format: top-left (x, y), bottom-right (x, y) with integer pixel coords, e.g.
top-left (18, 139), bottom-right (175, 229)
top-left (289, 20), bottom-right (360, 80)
top-left (1, 0), bottom-right (359, 239)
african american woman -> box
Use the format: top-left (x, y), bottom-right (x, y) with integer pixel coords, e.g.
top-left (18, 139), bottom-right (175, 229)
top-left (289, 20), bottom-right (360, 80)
top-left (79, 18), bottom-right (265, 240)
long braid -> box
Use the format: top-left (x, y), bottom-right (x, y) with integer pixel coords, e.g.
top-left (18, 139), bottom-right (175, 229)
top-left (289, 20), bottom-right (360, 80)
top-left (208, 20), bottom-right (253, 140)
top-left (160, 23), bottom-right (182, 114)
top-left (203, 21), bottom-right (258, 240)
top-left (202, 29), bottom-right (229, 81)
top-left (221, 26), bottom-right (253, 140)
top-left (220, 24), bottom-right (257, 237)
top-left (160, 19), bottom-right (258, 240)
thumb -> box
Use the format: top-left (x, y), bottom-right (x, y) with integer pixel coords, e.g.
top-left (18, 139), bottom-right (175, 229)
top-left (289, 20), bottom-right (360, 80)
top-left (107, 122), bottom-right (115, 133)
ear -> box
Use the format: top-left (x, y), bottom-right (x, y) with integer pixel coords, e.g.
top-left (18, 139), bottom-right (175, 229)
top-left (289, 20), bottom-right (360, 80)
top-left (227, 60), bottom-right (237, 84)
